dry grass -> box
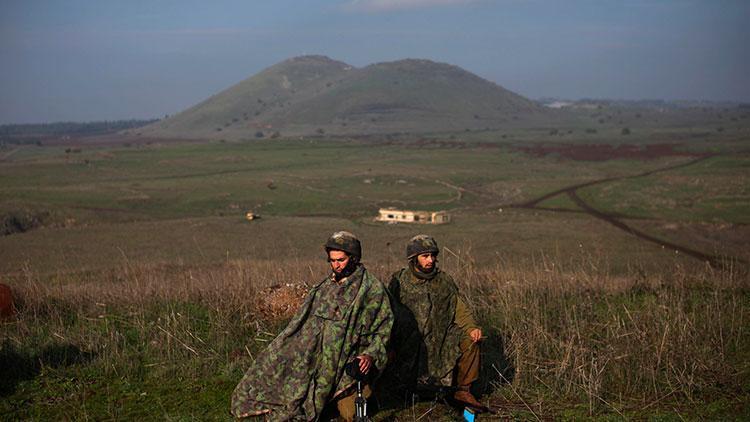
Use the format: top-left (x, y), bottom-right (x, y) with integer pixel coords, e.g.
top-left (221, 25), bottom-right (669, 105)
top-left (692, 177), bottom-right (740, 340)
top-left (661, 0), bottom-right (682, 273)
top-left (1, 257), bottom-right (748, 419)
top-left (457, 257), bottom-right (749, 416)
top-left (5, 260), bottom-right (305, 367)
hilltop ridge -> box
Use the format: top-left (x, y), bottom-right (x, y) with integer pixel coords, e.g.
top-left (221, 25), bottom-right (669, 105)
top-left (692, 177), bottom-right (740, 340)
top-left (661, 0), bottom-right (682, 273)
top-left (142, 55), bottom-right (544, 138)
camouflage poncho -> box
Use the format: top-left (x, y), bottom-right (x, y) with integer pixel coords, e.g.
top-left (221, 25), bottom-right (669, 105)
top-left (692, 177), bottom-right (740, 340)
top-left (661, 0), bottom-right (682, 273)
top-left (386, 264), bottom-right (463, 387)
top-left (231, 265), bottom-right (393, 420)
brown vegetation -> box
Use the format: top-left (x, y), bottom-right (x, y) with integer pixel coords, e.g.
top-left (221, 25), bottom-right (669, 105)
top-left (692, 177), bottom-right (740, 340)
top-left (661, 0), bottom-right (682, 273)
top-left (0, 283), bottom-right (15, 318)
top-left (461, 259), bottom-right (748, 415)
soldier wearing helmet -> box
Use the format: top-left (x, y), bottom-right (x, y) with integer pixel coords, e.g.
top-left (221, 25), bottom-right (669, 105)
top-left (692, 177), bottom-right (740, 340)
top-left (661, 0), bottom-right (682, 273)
top-left (384, 235), bottom-right (485, 410)
top-left (324, 230), bottom-right (362, 281)
top-left (232, 231), bottom-right (393, 421)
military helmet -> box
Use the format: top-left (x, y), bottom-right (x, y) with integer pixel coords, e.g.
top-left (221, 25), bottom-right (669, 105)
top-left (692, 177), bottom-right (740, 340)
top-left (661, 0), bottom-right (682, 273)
top-left (324, 231), bottom-right (362, 259)
top-left (406, 234), bottom-right (439, 259)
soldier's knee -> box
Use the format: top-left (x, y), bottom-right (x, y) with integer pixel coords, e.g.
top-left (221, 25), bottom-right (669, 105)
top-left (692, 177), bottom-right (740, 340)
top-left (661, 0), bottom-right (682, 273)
top-left (335, 385), bottom-right (371, 422)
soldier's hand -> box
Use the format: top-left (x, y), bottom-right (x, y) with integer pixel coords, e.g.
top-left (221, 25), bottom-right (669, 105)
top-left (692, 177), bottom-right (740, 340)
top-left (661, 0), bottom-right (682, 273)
top-left (357, 354), bottom-right (373, 374)
top-left (469, 328), bottom-right (483, 343)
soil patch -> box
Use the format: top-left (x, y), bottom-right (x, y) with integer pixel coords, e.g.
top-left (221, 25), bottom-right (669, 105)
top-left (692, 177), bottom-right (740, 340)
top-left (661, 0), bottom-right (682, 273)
top-left (516, 143), bottom-right (707, 161)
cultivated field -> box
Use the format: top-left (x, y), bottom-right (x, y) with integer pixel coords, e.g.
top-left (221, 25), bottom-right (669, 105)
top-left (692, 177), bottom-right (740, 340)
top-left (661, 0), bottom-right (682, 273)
top-left (1, 107), bottom-right (749, 419)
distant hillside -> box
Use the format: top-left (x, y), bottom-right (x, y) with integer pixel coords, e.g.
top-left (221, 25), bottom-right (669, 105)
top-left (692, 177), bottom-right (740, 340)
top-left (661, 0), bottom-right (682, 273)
top-left (142, 55), bottom-right (545, 139)
top-left (1, 119), bottom-right (157, 143)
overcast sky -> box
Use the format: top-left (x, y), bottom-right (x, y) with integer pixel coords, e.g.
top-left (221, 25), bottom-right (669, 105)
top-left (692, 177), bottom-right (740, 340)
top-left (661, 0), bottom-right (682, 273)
top-left (1, 0), bottom-right (748, 124)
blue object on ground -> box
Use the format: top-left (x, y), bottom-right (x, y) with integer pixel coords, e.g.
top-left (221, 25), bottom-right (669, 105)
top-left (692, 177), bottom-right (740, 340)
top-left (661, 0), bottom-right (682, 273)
top-left (463, 408), bottom-right (476, 421)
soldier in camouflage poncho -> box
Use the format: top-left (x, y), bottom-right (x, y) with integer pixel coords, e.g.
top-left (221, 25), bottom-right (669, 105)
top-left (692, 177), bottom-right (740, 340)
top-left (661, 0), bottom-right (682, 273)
top-left (384, 235), bottom-right (485, 410)
top-left (231, 231), bottom-right (393, 421)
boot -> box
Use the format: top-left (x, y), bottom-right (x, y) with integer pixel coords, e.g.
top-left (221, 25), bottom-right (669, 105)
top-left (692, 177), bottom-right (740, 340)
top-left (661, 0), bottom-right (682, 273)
top-left (453, 388), bottom-right (485, 410)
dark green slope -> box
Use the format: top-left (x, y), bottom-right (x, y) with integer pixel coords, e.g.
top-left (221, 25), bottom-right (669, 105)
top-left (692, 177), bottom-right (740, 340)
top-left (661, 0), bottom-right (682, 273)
top-left (278, 59), bottom-right (541, 129)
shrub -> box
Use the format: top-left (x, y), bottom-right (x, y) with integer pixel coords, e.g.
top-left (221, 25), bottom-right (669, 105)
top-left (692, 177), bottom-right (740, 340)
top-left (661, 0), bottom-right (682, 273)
top-left (1, 210), bottom-right (50, 235)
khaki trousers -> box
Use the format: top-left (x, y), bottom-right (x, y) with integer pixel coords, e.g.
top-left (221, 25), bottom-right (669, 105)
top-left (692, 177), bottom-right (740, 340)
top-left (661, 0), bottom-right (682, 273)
top-left (456, 336), bottom-right (480, 389)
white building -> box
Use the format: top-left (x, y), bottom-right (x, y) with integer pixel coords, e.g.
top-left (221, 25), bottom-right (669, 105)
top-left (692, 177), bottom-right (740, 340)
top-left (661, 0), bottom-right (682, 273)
top-left (376, 208), bottom-right (450, 224)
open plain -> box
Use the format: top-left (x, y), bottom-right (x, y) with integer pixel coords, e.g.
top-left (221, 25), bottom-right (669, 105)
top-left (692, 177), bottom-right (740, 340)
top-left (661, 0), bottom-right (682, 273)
top-left (1, 105), bottom-right (749, 420)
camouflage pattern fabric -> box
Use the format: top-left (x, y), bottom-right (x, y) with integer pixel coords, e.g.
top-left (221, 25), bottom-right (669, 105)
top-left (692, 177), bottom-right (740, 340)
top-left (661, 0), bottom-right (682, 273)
top-left (406, 234), bottom-right (439, 259)
top-left (231, 264), bottom-right (393, 421)
top-left (386, 264), bottom-right (462, 387)
top-left (324, 230), bottom-right (362, 260)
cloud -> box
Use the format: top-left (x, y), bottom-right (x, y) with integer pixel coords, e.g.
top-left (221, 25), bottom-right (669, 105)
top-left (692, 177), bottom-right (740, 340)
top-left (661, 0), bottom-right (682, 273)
top-left (345, 0), bottom-right (480, 13)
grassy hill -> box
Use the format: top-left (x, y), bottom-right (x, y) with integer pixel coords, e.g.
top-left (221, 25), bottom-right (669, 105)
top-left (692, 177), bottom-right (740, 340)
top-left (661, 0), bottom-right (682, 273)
top-left (141, 56), bottom-right (546, 139)
top-left (143, 55), bottom-right (351, 139)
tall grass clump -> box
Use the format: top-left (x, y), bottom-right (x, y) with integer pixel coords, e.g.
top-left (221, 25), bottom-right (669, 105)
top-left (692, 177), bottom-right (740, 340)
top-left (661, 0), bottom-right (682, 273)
top-left (455, 255), bottom-right (749, 418)
top-left (1, 256), bottom-right (748, 419)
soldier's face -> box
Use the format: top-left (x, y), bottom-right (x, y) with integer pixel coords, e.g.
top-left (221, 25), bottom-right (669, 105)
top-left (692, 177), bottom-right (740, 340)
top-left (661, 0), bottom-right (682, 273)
top-left (328, 250), bottom-right (350, 274)
top-left (416, 252), bottom-right (436, 271)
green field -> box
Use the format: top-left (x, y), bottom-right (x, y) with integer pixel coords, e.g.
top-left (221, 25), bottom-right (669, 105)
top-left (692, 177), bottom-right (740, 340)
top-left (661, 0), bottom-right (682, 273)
top-left (579, 155), bottom-right (750, 224)
top-left (1, 108), bottom-right (749, 419)
top-left (3, 140), bottom-right (745, 273)
top-left (2, 125), bottom-right (748, 272)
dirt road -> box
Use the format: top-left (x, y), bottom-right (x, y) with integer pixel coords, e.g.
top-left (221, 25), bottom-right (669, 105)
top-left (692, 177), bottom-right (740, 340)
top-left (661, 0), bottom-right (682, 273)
top-left (507, 155), bottom-right (743, 267)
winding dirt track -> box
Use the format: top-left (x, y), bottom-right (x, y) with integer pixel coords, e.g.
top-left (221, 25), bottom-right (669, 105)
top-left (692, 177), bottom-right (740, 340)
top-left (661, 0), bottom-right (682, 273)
top-left (506, 155), bottom-right (745, 267)
top-left (518, 155), bottom-right (715, 208)
top-left (0, 146), bottom-right (23, 162)
top-left (565, 190), bottom-right (725, 266)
